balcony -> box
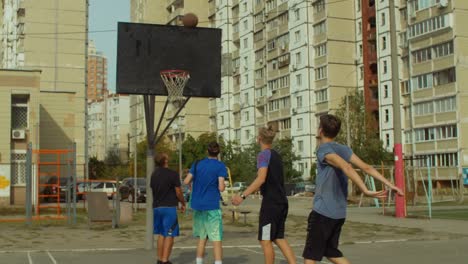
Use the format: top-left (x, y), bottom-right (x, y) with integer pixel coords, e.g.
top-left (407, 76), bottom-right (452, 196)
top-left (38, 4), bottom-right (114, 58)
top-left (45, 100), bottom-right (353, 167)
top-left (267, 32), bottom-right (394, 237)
top-left (256, 96), bottom-right (267, 106)
top-left (233, 103), bottom-right (240, 113)
top-left (278, 2), bottom-right (288, 13)
top-left (232, 0), bottom-right (239, 7)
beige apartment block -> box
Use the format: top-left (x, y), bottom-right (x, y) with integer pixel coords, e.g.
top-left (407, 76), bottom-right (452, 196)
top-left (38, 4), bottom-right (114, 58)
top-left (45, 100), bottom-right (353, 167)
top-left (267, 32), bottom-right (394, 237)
top-left (399, 0), bottom-right (468, 187)
top-left (1, 0), bottom-right (87, 193)
top-left (0, 69), bottom-right (40, 205)
top-left (129, 0), bottom-right (212, 157)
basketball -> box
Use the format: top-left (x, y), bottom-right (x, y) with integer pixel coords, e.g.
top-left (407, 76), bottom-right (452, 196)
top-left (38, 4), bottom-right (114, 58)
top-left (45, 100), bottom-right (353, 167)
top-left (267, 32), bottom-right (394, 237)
top-left (182, 13), bottom-right (198, 27)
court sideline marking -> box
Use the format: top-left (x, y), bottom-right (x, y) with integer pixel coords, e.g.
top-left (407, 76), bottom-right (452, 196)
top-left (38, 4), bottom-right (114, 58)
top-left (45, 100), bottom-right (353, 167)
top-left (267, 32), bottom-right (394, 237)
top-left (27, 251), bottom-right (33, 264)
top-left (47, 251), bottom-right (58, 264)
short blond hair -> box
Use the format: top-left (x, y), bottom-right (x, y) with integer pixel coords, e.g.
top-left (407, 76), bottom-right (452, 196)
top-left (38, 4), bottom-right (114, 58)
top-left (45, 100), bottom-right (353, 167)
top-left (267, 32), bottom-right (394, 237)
top-left (258, 124), bottom-right (277, 145)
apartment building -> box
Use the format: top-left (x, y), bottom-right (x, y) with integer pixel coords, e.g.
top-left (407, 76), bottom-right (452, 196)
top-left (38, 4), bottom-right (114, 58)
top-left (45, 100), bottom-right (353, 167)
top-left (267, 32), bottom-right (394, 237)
top-left (396, 0), bottom-right (468, 187)
top-left (129, 0), bottom-right (212, 155)
top-left (0, 0), bottom-right (87, 204)
top-left (210, 0), bottom-right (359, 178)
top-left (87, 40), bottom-right (108, 101)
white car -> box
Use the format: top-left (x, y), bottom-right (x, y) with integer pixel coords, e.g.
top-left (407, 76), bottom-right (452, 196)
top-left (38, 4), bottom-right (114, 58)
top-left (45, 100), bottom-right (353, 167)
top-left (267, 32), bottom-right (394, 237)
top-left (91, 182), bottom-right (117, 199)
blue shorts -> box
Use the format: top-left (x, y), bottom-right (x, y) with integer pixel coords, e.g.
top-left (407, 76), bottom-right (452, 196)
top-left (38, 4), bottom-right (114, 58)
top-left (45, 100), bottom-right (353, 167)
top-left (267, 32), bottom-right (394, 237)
top-left (153, 207), bottom-right (180, 237)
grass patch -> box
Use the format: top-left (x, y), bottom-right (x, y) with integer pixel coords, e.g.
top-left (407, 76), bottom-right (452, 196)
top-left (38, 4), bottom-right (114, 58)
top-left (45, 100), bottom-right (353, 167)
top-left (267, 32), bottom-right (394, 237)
top-left (409, 209), bottom-right (468, 221)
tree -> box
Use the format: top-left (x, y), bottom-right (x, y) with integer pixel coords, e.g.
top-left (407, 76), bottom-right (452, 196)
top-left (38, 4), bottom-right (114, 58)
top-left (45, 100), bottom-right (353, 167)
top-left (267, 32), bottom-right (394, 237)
top-left (272, 138), bottom-right (302, 183)
top-left (129, 137), bottom-right (175, 179)
top-left (334, 90), bottom-right (392, 166)
top-left (88, 156), bottom-right (106, 180)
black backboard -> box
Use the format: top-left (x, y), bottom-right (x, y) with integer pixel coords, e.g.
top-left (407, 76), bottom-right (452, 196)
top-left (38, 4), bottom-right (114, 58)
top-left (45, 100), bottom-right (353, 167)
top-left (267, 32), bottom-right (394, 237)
top-left (116, 22), bottom-right (222, 98)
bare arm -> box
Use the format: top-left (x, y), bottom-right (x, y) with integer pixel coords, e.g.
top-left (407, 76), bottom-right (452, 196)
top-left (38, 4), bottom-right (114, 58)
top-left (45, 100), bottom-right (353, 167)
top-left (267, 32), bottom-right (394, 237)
top-left (183, 173), bottom-right (193, 185)
top-left (218, 177), bottom-right (225, 192)
top-left (349, 154), bottom-right (404, 196)
top-left (175, 186), bottom-right (186, 206)
top-left (242, 167), bottom-right (268, 197)
top-left (325, 154), bottom-right (387, 198)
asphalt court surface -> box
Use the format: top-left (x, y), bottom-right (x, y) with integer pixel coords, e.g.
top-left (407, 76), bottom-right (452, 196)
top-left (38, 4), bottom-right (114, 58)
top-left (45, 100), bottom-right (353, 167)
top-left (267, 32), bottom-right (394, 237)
top-left (2, 238), bottom-right (468, 264)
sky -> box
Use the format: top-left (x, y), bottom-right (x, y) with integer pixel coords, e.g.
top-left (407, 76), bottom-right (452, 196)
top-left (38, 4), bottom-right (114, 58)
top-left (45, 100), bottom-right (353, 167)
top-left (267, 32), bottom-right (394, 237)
top-left (89, 0), bottom-right (130, 92)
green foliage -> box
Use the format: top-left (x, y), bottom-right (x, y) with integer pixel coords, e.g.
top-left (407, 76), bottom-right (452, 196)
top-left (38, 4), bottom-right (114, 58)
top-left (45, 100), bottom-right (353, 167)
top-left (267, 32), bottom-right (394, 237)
top-left (272, 138), bottom-right (302, 183)
top-left (334, 90), bottom-right (392, 165)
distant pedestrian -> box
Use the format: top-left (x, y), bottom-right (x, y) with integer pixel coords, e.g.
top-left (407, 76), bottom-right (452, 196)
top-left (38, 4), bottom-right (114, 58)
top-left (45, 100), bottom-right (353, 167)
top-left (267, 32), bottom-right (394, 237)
top-left (184, 142), bottom-right (228, 264)
top-left (303, 114), bottom-right (404, 264)
top-left (232, 126), bottom-right (297, 264)
top-left (151, 153), bottom-right (186, 264)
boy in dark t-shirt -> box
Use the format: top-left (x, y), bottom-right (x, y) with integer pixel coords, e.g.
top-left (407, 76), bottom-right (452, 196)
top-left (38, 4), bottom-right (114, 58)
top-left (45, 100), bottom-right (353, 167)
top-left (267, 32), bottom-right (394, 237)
top-left (232, 126), bottom-right (296, 264)
top-left (151, 153), bottom-right (186, 264)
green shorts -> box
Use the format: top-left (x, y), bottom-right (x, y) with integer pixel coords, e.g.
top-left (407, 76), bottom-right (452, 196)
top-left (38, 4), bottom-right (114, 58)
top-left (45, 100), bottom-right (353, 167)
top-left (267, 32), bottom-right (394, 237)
top-left (193, 209), bottom-right (223, 241)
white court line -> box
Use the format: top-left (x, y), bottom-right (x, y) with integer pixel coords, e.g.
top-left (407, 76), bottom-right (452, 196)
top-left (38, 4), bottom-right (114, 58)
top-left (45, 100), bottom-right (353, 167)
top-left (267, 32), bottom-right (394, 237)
top-left (0, 239), bottom-right (411, 254)
top-left (46, 251), bottom-right (58, 264)
top-left (27, 251), bottom-right (33, 264)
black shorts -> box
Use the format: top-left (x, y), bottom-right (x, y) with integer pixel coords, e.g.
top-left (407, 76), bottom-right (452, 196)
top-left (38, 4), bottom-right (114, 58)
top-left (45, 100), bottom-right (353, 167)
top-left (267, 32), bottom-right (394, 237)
top-left (258, 204), bottom-right (288, 241)
top-left (302, 211), bottom-right (345, 261)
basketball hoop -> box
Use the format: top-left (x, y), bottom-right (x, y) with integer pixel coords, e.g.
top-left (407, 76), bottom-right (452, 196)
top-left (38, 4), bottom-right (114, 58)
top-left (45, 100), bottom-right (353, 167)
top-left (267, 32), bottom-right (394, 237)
top-left (160, 70), bottom-right (190, 107)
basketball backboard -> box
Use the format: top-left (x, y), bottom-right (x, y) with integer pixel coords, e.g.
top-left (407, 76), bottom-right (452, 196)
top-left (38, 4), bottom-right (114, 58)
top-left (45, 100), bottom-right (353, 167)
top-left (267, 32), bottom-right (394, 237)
top-left (116, 22), bottom-right (222, 98)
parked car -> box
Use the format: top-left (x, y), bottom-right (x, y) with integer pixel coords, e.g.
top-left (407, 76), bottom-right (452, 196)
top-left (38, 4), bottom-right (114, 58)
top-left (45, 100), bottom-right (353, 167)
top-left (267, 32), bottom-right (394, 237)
top-left (90, 181), bottom-right (117, 199)
top-left (294, 182), bottom-right (306, 193)
top-left (77, 181), bottom-right (100, 200)
top-left (41, 176), bottom-right (78, 202)
top-left (119, 178), bottom-right (146, 203)
top-left (305, 184), bottom-right (316, 194)
top-left (232, 182), bottom-right (247, 192)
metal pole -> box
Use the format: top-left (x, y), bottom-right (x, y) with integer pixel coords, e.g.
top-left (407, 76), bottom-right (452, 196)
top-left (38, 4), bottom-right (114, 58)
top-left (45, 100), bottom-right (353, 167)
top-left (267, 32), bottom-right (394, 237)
top-left (25, 143), bottom-right (32, 226)
top-left (72, 142), bottom-right (77, 225)
top-left (346, 89), bottom-right (350, 146)
top-left (427, 156), bottom-right (432, 219)
top-left (134, 127), bottom-right (138, 213)
top-left (178, 118), bottom-right (182, 179)
top-left (143, 95), bottom-right (155, 250)
top-left (67, 149), bottom-right (71, 225)
top-left (389, 0), bottom-right (406, 218)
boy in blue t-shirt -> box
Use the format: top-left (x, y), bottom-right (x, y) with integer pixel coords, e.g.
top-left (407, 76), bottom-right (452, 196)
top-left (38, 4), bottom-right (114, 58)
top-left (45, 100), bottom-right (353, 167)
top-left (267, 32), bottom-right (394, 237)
top-left (184, 142), bottom-right (227, 264)
top-left (303, 114), bottom-right (404, 264)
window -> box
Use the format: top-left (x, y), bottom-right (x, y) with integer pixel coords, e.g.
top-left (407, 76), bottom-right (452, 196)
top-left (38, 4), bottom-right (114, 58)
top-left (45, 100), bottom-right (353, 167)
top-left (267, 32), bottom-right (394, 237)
top-left (278, 12), bottom-right (288, 25)
top-left (412, 46), bottom-right (432, 63)
top-left (243, 20), bottom-right (248, 30)
top-left (412, 73), bottom-right (433, 90)
top-left (254, 30), bottom-right (263, 42)
top-left (383, 60), bottom-right (388, 74)
top-left (267, 39), bottom-right (276, 51)
top-left (296, 74), bottom-right (302, 86)
top-left (278, 53), bottom-right (290, 68)
top-left (12, 104), bottom-right (28, 129)
top-left (11, 151), bottom-right (27, 185)
top-left (297, 118), bottom-right (304, 130)
top-left (385, 109), bottom-right (389, 122)
top-left (255, 68), bottom-right (264, 80)
top-left (266, 0), bottom-right (276, 12)
top-left (244, 111), bottom-right (250, 121)
top-left (433, 41), bottom-right (454, 58)
top-left (294, 9), bottom-right (300, 21)
top-left (414, 0), bottom-right (441, 11)
top-left (255, 49), bottom-right (265, 61)
top-left (296, 96), bottom-right (303, 108)
top-left (409, 14), bottom-right (451, 39)
top-left (436, 124), bottom-right (457, 140)
top-left (435, 97), bottom-right (456, 113)
top-left (415, 152), bottom-right (458, 167)
top-left (359, 44), bottom-right (363, 57)
top-left (381, 36), bottom-right (387, 50)
top-left (315, 43), bottom-right (327, 57)
top-left (245, 129), bottom-right (251, 140)
top-left (315, 66), bottom-right (327, 80)
top-left (295, 30), bottom-right (301, 43)
top-left (268, 97), bottom-right (290, 111)
top-left (313, 0), bottom-right (325, 14)
top-left (279, 118), bottom-right (291, 130)
top-left (359, 66), bottom-right (364, 80)
top-left (316, 89), bottom-right (328, 103)
top-left (298, 140), bottom-right (304, 152)
top-left (220, 115), bottom-right (225, 125)
top-left (254, 12), bottom-right (263, 24)
top-left (243, 2), bottom-right (247, 12)
top-left (414, 127), bottom-right (436, 142)
top-left (295, 52), bottom-right (302, 65)
top-left (433, 67), bottom-right (456, 86)
top-left (385, 134), bottom-right (390, 146)
top-left (414, 101), bottom-right (434, 116)
top-left (381, 12), bottom-right (386, 26)
top-left (243, 38), bottom-right (248, 48)
top-left (313, 21), bottom-right (326, 35)
top-left (384, 85), bottom-right (389, 98)
top-left (357, 0), bottom-right (361, 12)
top-left (358, 21), bottom-right (362, 34)
top-left (244, 92), bottom-right (249, 105)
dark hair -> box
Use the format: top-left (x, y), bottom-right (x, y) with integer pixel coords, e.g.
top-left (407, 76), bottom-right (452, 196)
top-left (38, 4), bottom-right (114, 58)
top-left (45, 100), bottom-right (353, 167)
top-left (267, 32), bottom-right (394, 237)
top-left (155, 153), bottom-right (169, 167)
top-left (207, 141), bottom-right (220, 157)
top-left (319, 114), bottom-right (341, 138)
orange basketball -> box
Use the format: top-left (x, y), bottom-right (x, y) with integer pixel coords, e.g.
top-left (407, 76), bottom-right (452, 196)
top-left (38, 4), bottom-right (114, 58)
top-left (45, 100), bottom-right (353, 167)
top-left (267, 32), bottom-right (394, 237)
top-left (182, 13), bottom-right (198, 27)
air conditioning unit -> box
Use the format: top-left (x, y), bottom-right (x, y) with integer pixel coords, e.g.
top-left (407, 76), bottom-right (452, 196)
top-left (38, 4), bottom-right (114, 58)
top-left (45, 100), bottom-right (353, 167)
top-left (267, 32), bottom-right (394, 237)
top-left (292, 64), bottom-right (297, 71)
top-left (12, 129), bottom-right (26, 140)
top-left (244, 65), bottom-right (248, 70)
top-left (233, 68), bottom-right (238, 74)
top-left (281, 44), bottom-right (286, 51)
top-left (410, 12), bottom-right (417, 20)
top-left (256, 98), bottom-right (262, 104)
top-left (259, 59), bottom-right (264, 64)
top-left (438, 0), bottom-right (448, 8)
top-left (264, 13), bottom-right (269, 18)
top-left (267, 91), bottom-right (273, 98)
top-left (292, 108), bottom-right (297, 114)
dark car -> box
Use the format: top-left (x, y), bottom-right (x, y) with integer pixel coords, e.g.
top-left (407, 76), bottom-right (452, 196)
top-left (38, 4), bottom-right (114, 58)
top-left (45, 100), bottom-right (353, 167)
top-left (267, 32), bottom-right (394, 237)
top-left (119, 178), bottom-right (146, 203)
top-left (41, 176), bottom-right (78, 202)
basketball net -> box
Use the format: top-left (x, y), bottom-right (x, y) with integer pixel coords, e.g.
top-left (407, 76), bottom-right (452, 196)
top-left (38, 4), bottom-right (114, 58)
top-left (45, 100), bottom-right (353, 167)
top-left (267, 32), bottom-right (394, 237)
top-left (160, 70), bottom-right (190, 108)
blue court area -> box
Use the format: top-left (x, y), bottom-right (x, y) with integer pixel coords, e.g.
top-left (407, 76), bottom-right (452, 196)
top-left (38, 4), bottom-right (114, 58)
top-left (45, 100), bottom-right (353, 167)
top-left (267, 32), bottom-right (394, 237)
top-left (2, 238), bottom-right (468, 264)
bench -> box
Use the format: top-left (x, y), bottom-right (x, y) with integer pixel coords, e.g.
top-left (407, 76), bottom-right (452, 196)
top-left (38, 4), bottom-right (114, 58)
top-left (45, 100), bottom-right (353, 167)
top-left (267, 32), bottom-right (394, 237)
top-left (229, 209), bottom-right (251, 224)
